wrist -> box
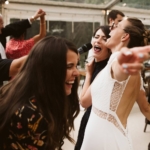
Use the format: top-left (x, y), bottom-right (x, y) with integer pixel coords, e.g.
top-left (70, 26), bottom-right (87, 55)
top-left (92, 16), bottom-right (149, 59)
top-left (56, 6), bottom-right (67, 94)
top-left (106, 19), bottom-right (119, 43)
top-left (86, 73), bottom-right (92, 78)
top-left (31, 16), bottom-right (36, 22)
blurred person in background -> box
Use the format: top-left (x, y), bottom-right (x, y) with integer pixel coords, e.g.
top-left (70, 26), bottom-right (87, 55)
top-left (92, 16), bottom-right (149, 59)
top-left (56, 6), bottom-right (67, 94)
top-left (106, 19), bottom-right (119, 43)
top-left (107, 9), bottom-right (125, 26)
top-left (6, 9), bottom-right (46, 59)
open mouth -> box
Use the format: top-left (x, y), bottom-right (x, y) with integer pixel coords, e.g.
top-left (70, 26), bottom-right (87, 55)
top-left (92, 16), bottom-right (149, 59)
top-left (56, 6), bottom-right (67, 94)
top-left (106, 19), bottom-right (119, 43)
top-left (65, 81), bottom-right (74, 85)
top-left (94, 46), bottom-right (101, 52)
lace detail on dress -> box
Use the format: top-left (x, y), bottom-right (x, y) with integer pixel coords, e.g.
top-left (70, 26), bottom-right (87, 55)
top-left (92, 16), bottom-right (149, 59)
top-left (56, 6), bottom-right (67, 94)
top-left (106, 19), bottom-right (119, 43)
top-left (93, 106), bottom-right (125, 136)
top-left (110, 81), bottom-right (126, 111)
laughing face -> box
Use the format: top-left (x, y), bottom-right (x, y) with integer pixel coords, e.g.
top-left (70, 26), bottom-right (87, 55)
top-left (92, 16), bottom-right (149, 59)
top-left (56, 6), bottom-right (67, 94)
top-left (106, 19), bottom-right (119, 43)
top-left (91, 29), bottom-right (110, 62)
top-left (65, 49), bottom-right (79, 95)
top-left (106, 19), bottom-right (129, 50)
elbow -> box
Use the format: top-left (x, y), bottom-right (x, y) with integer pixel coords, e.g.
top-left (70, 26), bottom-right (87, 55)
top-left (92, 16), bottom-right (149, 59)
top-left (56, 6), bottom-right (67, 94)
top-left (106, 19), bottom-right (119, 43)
top-left (42, 31), bottom-right (46, 37)
top-left (140, 106), bottom-right (150, 120)
top-left (80, 101), bottom-right (87, 108)
top-left (79, 98), bottom-right (91, 108)
top-left (40, 32), bottom-right (46, 38)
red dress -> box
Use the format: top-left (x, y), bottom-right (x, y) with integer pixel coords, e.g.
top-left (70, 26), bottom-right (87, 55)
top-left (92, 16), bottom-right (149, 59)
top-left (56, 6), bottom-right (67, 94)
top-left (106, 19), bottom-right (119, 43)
top-left (6, 38), bottom-right (34, 59)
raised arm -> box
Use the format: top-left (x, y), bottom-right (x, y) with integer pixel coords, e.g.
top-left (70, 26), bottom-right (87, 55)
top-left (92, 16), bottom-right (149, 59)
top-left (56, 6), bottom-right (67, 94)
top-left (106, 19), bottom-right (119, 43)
top-left (79, 59), bottom-right (94, 108)
top-left (32, 11), bottom-right (46, 44)
top-left (111, 46), bottom-right (150, 81)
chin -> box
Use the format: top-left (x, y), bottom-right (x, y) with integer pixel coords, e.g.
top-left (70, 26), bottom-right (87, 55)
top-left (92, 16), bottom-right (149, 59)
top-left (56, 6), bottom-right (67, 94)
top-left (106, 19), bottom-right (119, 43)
top-left (66, 91), bottom-right (71, 96)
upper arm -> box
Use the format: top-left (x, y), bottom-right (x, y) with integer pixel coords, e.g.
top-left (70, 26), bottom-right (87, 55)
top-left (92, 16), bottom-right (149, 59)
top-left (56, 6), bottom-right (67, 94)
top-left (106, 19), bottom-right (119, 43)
top-left (111, 60), bottom-right (129, 81)
top-left (9, 56), bottom-right (27, 77)
top-left (32, 19), bottom-right (46, 44)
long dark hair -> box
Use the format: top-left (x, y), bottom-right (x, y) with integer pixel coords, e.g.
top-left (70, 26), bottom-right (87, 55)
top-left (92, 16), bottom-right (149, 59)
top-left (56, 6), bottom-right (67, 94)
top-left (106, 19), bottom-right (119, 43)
top-left (93, 25), bottom-right (110, 38)
top-left (0, 36), bottom-right (80, 149)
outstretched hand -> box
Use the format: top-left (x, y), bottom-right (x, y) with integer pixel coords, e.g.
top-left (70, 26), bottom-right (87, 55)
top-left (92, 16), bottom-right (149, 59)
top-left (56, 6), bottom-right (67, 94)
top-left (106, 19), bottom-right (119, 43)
top-left (117, 46), bottom-right (150, 75)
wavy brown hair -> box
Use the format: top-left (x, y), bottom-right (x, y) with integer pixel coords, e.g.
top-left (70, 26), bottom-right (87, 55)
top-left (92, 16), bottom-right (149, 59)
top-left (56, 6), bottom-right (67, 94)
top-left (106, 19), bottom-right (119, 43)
top-left (124, 17), bottom-right (150, 48)
top-left (0, 36), bottom-right (80, 149)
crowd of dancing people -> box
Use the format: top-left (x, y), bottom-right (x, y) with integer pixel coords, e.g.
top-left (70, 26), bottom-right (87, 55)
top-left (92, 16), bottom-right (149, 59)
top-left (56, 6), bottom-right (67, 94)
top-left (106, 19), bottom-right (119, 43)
top-left (0, 8), bottom-right (150, 150)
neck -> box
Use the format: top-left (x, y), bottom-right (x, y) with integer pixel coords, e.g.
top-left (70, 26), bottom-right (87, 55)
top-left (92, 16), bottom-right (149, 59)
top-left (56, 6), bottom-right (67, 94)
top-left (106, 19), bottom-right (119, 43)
top-left (95, 55), bottom-right (109, 62)
top-left (111, 43), bottom-right (127, 53)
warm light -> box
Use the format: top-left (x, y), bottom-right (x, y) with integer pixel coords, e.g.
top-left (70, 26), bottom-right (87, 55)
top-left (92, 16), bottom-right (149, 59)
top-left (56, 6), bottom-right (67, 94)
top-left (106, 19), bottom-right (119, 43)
top-left (123, 3), bottom-right (126, 6)
top-left (107, 10), bottom-right (110, 15)
top-left (5, 0), bottom-right (9, 4)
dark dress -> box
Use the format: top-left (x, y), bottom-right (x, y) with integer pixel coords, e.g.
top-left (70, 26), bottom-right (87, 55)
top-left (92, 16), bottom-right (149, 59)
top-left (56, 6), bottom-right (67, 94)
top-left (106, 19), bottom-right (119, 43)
top-left (75, 58), bottom-right (109, 150)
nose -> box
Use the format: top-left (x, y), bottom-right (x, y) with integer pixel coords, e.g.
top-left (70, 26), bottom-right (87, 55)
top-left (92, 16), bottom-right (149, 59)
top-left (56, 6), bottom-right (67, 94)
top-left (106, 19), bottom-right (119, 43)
top-left (95, 37), bottom-right (103, 44)
top-left (73, 68), bottom-right (79, 77)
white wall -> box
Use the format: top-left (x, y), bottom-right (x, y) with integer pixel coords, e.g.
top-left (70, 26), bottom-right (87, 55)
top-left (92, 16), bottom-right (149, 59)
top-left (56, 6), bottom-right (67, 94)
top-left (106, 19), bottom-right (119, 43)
top-left (2, 0), bottom-right (105, 26)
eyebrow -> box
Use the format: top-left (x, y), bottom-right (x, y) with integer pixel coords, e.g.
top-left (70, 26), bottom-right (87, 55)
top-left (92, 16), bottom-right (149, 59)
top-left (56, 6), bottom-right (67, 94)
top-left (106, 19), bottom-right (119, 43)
top-left (95, 34), bottom-right (106, 38)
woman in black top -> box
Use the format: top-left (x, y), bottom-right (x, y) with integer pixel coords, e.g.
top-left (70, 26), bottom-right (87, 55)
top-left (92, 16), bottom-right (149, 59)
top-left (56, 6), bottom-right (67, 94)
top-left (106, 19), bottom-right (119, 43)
top-left (75, 26), bottom-right (111, 150)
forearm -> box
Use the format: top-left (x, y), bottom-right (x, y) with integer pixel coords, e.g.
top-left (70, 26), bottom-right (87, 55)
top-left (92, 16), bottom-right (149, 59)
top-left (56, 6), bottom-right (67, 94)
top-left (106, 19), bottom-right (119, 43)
top-left (140, 100), bottom-right (150, 121)
top-left (137, 90), bottom-right (150, 121)
top-left (33, 16), bottom-right (46, 43)
top-left (39, 16), bottom-right (46, 37)
top-left (79, 74), bottom-right (92, 108)
top-left (142, 105), bottom-right (150, 121)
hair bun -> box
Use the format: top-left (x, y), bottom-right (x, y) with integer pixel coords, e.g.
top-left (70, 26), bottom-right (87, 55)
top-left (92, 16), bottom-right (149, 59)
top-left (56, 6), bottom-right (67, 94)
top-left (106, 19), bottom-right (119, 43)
top-left (143, 30), bottom-right (150, 45)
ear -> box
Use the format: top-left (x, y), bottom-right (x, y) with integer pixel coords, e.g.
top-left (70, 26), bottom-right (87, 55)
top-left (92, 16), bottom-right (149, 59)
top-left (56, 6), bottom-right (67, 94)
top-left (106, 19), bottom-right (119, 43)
top-left (109, 18), bottom-right (113, 25)
top-left (121, 33), bottom-right (130, 42)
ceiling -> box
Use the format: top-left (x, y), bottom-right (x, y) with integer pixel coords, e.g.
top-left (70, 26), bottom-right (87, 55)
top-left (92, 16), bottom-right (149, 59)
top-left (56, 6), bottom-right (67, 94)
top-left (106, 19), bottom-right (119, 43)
top-left (47, 0), bottom-right (150, 10)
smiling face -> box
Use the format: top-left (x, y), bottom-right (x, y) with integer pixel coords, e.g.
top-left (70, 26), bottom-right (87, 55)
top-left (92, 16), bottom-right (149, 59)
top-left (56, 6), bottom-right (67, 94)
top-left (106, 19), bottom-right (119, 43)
top-left (106, 19), bottom-right (129, 50)
top-left (91, 29), bottom-right (110, 62)
top-left (65, 49), bottom-right (79, 95)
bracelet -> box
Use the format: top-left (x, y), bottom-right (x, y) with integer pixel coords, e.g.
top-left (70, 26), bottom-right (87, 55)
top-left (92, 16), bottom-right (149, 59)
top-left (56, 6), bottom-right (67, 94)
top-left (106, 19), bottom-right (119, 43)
top-left (31, 16), bottom-right (36, 21)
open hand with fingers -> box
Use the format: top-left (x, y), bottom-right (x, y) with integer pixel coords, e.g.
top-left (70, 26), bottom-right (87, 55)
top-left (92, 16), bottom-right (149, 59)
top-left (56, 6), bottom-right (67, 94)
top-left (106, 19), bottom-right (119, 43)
top-left (117, 46), bottom-right (150, 75)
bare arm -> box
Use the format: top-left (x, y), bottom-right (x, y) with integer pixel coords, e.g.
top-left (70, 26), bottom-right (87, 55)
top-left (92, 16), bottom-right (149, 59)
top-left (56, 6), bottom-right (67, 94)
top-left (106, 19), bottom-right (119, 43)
top-left (9, 56), bottom-right (27, 77)
top-left (80, 75), bottom-right (92, 108)
top-left (32, 15), bottom-right (46, 44)
top-left (137, 89), bottom-right (150, 121)
top-left (111, 46), bottom-right (150, 81)
top-left (111, 60), bottom-right (129, 81)
top-left (79, 59), bottom-right (94, 108)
